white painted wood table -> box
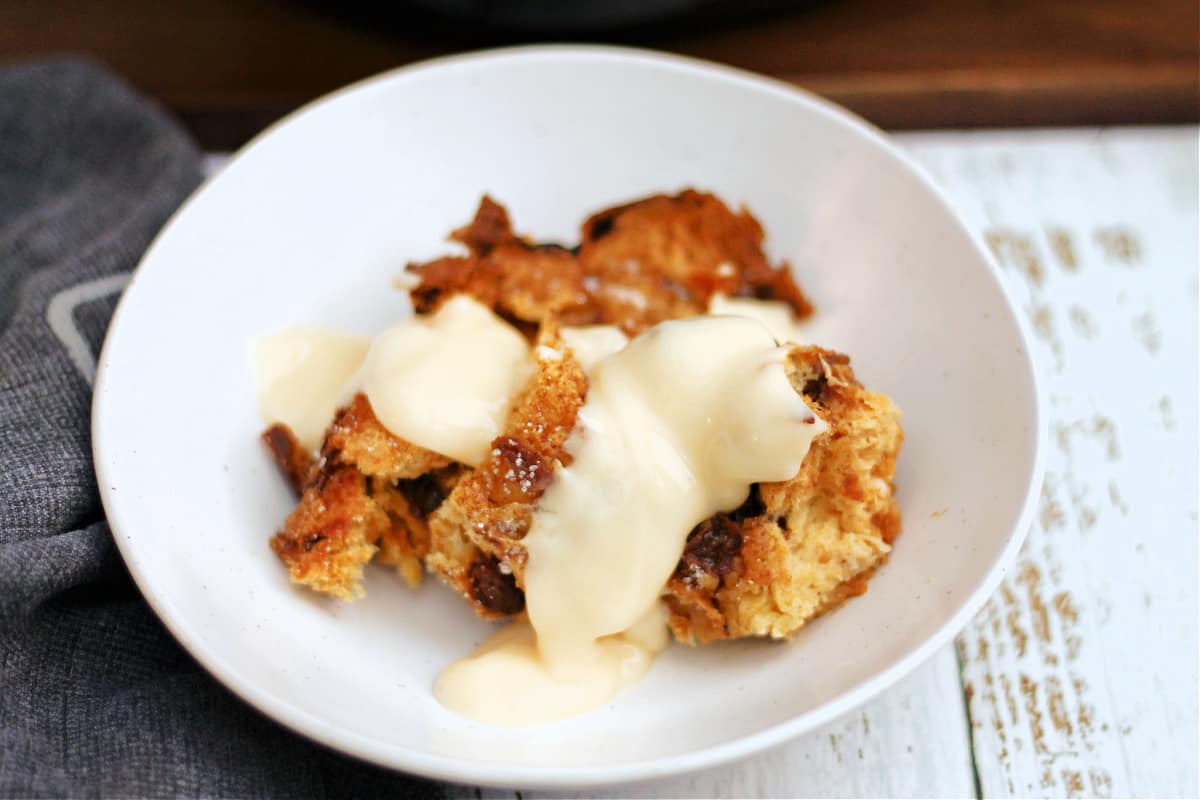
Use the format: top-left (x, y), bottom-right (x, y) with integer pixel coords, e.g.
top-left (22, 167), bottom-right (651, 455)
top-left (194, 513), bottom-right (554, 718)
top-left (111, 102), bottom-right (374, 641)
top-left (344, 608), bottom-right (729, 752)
top-left (210, 125), bottom-right (1200, 799)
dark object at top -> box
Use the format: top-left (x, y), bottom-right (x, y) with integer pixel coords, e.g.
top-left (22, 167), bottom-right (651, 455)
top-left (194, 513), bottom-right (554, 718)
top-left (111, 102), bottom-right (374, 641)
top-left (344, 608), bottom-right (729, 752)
top-left (403, 0), bottom-right (811, 33)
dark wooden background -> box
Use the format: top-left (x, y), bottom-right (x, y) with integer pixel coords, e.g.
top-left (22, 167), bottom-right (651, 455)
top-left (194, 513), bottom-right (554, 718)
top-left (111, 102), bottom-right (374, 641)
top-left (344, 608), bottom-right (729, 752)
top-left (2, 0), bottom-right (1196, 148)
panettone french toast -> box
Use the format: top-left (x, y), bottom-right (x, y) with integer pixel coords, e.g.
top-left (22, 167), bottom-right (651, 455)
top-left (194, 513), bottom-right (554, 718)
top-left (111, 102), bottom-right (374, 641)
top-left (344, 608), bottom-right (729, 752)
top-left (263, 190), bottom-right (902, 646)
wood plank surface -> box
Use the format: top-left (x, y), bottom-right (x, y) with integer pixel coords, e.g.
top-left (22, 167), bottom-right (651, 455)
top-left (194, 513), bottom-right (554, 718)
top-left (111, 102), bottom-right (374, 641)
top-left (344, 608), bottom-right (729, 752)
top-left (470, 646), bottom-right (975, 799)
top-left (900, 127), bottom-right (1200, 799)
top-left (2, 0), bottom-right (1197, 148)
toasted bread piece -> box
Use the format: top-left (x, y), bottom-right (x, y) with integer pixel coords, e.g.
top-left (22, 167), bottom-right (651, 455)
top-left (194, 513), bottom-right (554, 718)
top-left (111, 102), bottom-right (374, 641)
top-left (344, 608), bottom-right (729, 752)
top-left (406, 191), bottom-right (812, 336)
top-left (423, 340), bottom-right (902, 642)
top-left (664, 346), bottom-right (902, 642)
top-left (268, 395), bottom-right (461, 598)
top-left (577, 190), bottom-right (813, 334)
top-left (425, 324), bottom-right (586, 618)
top-left (262, 424), bottom-right (313, 493)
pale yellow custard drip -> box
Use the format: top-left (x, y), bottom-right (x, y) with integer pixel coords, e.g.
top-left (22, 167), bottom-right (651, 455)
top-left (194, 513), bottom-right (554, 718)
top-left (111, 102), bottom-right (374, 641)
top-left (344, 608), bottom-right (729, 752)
top-left (707, 293), bottom-right (808, 344)
top-left (359, 296), bottom-right (531, 466)
top-left (252, 328), bottom-right (370, 450)
top-left (253, 296), bottom-right (530, 466)
top-left (434, 603), bottom-right (669, 727)
top-left (435, 315), bottom-right (827, 726)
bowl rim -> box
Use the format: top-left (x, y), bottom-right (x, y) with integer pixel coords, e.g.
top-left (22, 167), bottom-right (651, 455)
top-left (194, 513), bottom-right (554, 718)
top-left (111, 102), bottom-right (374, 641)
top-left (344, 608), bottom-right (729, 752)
top-left (93, 43), bottom-right (1046, 789)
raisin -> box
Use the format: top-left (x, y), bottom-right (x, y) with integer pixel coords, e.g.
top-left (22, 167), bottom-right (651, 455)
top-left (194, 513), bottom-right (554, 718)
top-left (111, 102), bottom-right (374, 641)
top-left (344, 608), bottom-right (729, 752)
top-left (676, 515), bottom-right (743, 579)
top-left (486, 436), bottom-right (550, 505)
top-left (802, 374), bottom-right (829, 404)
top-left (411, 285), bottom-right (442, 314)
top-left (469, 556), bottom-right (525, 614)
top-left (396, 473), bottom-right (446, 519)
top-left (587, 211), bottom-right (617, 240)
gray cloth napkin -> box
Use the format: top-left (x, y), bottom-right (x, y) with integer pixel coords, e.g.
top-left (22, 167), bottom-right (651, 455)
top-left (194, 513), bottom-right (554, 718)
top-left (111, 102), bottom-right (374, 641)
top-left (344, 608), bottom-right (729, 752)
top-left (0, 59), bottom-right (444, 799)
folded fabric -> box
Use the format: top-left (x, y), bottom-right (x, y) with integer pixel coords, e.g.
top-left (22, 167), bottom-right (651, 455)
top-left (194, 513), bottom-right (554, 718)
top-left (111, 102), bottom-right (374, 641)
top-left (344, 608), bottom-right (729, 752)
top-left (0, 58), bottom-right (442, 799)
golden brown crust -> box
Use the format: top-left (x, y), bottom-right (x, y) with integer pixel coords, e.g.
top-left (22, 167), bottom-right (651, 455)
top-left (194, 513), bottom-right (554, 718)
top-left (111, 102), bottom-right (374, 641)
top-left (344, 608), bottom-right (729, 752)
top-left (269, 462), bottom-right (387, 600)
top-left (577, 190), bottom-right (813, 333)
top-left (664, 346), bottom-right (903, 642)
top-left (406, 191), bottom-right (813, 337)
top-left (269, 396), bottom-right (461, 597)
top-left (451, 195), bottom-right (517, 255)
top-left (325, 394), bottom-right (452, 482)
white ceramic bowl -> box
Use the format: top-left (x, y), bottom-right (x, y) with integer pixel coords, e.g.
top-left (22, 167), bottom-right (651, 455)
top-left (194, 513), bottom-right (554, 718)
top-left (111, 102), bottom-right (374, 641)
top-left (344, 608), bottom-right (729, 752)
top-left (93, 46), bottom-right (1043, 788)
